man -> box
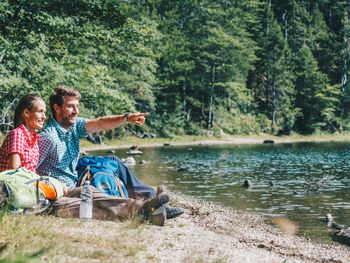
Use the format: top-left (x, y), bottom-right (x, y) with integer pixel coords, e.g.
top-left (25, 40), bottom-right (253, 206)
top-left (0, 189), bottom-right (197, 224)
top-left (37, 86), bottom-right (183, 221)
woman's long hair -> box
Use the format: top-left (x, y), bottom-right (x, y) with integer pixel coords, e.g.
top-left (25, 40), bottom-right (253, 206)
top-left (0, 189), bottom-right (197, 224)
top-left (13, 94), bottom-right (43, 128)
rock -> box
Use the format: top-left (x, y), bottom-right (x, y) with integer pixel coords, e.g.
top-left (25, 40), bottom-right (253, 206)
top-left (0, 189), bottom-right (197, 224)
top-left (326, 213), bottom-right (350, 245)
top-left (213, 128), bottom-right (225, 137)
top-left (177, 167), bottom-right (190, 172)
top-left (127, 150), bottom-right (143, 155)
top-left (334, 229), bottom-right (350, 245)
top-left (268, 181), bottom-right (274, 186)
top-left (326, 214), bottom-right (334, 223)
top-left (126, 146), bottom-right (143, 155)
top-left (164, 143), bottom-right (171, 147)
top-left (129, 145), bottom-right (138, 150)
top-left (206, 130), bottom-right (214, 137)
top-left (293, 190), bottom-right (305, 195)
top-left (81, 151), bottom-right (89, 156)
top-left (143, 133), bottom-right (157, 138)
top-left (123, 157), bottom-right (136, 165)
top-left (132, 131), bottom-right (157, 138)
top-left (140, 160), bottom-right (149, 165)
top-left (242, 179), bottom-right (252, 188)
top-left (263, 140), bottom-right (275, 144)
top-left (108, 150), bottom-right (116, 154)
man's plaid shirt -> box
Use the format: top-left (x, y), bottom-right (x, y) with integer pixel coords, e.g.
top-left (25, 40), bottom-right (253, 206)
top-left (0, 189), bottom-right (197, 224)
top-left (37, 117), bottom-right (86, 188)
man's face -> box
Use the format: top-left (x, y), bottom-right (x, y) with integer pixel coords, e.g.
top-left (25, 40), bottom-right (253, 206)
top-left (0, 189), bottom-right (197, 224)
top-left (54, 96), bottom-right (79, 128)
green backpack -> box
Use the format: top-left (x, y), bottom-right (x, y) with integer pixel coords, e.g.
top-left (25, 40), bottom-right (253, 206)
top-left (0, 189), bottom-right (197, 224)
top-left (0, 168), bottom-right (64, 213)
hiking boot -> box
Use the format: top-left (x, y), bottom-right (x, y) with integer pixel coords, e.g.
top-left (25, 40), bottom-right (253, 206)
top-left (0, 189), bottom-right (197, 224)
top-left (166, 207), bottom-right (184, 219)
top-left (142, 192), bottom-right (170, 217)
top-left (150, 206), bottom-right (167, 226)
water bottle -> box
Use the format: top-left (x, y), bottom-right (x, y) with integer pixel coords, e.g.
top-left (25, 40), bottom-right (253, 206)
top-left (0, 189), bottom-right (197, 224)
top-left (80, 180), bottom-right (93, 221)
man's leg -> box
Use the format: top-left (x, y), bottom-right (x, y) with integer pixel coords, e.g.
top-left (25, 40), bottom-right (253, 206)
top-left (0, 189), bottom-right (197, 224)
top-left (105, 155), bottom-right (156, 199)
top-left (48, 187), bottom-right (143, 221)
top-left (47, 186), bottom-right (169, 225)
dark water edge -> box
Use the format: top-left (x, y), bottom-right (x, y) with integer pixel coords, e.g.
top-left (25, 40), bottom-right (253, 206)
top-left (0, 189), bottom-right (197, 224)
top-left (90, 141), bottom-right (350, 245)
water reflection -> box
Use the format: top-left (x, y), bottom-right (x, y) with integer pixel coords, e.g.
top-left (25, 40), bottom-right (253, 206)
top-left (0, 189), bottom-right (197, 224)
top-left (93, 142), bottom-right (350, 244)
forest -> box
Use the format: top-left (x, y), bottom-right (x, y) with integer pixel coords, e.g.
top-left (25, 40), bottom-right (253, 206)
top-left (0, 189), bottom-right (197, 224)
top-left (0, 0), bottom-right (349, 138)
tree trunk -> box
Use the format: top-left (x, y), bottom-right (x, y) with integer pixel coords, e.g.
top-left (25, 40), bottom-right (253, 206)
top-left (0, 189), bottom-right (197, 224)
top-left (341, 0), bottom-right (350, 117)
top-left (182, 81), bottom-right (187, 112)
top-left (208, 65), bottom-right (216, 129)
top-left (282, 11), bottom-right (288, 41)
top-left (271, 72), bottom-right (276, 131)
top-left (265, 0), bottom-right (272, 116)
top-left (186, 108), bottom-right (191, 122)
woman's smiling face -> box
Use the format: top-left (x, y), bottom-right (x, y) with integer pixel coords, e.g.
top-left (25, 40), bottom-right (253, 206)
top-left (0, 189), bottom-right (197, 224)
top-left (23, 99), bottom-right (47, 131)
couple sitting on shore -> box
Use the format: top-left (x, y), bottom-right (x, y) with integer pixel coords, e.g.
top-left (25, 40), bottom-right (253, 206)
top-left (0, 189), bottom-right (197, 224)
top-left (0, 86), bottom-right (183, 225)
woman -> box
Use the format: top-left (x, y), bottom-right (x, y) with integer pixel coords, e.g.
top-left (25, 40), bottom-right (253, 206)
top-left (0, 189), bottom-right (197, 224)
top-left (0, 94), bottom-right (46, 172)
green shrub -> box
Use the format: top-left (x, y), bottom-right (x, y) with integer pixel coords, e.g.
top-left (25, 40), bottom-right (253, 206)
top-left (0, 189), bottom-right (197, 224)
top-left (214, 106), bottom-right (267, 135)
top-left (185, 123), bottom-right (203, 136)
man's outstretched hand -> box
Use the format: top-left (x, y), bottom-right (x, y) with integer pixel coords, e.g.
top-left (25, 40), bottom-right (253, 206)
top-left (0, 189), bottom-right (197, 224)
top-left (127, 112), bottom-right (149, 125)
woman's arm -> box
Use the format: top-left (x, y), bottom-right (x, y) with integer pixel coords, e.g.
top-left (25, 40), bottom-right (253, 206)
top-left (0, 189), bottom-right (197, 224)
top-left (9, 153), bottom-right (21, 169)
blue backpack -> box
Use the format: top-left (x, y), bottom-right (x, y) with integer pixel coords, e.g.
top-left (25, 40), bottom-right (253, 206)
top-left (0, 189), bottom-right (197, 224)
top-left (76, 156), bottom-right (129, 198)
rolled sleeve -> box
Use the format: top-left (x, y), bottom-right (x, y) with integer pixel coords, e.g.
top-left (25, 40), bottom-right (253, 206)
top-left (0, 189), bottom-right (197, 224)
top-left (6, 130), bottom-right (25, 159)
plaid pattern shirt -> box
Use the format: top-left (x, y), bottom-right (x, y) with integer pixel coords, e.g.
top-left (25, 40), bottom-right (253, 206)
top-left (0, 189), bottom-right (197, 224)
top-left (37, 117), bottom-right (86, 188)
top-left (0, 124), bottom-right (39, 172)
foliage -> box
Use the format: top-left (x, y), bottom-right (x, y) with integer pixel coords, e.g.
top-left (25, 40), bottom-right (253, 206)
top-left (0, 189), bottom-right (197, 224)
top-left (0, 0), bottom-right (350, 137)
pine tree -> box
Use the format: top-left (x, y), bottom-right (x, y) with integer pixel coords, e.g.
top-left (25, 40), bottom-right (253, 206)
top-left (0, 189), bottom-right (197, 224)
top-left (248, 0), bottom-right (296, 134)
top-left (294, 45), bottom-right (335, 133)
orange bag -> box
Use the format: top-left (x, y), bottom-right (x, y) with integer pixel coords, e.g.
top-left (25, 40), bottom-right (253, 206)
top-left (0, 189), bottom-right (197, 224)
top-left (33, 177), bottom-right (66, 200)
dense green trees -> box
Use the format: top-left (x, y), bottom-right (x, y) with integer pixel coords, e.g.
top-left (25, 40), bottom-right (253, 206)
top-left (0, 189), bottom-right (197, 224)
top-left (0, 0), bottom-right (349, 137)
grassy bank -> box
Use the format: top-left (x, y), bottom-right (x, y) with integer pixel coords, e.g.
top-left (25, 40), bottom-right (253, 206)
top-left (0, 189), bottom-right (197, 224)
top-left (0, 213), bottom-right (146, 262)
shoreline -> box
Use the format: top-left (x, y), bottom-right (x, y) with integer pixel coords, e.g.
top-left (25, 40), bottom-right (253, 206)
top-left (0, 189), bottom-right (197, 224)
top-left (81, 134), bottom-right (350, 152)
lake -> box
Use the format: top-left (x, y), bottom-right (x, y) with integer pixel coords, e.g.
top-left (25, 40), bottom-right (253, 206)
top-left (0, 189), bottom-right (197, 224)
top-left (92, 142), bottom-right (350, 244)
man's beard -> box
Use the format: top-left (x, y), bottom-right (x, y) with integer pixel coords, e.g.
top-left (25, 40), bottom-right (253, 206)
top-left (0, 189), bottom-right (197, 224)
top-left (60, 115), bottom-right (76, 128)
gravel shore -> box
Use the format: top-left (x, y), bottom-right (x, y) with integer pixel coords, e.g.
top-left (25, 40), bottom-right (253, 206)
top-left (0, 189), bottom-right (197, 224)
top-left (51, 192), bottom-right (349, 262)
top-left (141, 193), bottom-right (350, 263)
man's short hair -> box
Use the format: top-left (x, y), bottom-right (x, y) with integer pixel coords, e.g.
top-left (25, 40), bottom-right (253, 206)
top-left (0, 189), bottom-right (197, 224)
top-left (50, 85), bottom-right (81, 118)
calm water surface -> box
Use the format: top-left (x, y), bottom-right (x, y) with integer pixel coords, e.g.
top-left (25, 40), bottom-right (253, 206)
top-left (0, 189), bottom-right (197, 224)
top-left (94, 142), bottom-right (350, 244)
